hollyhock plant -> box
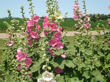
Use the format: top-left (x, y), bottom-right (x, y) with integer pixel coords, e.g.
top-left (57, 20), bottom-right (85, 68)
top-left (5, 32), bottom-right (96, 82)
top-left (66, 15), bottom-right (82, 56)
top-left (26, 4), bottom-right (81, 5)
top-left (54, 67), bottom-right (64, 74)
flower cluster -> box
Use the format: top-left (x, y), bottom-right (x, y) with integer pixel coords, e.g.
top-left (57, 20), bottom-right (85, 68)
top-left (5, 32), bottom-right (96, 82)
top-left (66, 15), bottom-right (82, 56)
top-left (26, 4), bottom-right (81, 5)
top-left (38, 71), bottom-right (56, 82)
top-left (15, 48), bottom-right (32, 70)
top-left (43, 16), bottom-right (66, 59)
top-left (27, 16), bottom-right (41, 47)
top-left (73, 1), bottom-right (91, 32)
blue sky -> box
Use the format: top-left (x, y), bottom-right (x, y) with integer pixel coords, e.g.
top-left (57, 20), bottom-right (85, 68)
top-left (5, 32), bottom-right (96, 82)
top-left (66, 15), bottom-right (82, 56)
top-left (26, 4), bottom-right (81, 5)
top-left (0, 0), bottom-right (110, 18)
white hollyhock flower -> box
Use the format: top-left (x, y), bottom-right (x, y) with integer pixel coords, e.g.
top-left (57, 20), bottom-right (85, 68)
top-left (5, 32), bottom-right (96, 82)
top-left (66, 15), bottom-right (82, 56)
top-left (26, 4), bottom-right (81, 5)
top-left (37, 78), bottom-right (45, 82)
top-left (42, 71), bottom-right (54, 81)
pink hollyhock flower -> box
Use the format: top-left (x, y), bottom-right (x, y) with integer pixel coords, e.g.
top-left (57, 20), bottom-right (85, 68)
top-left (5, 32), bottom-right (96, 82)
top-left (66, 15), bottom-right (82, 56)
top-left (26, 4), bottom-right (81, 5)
top-left (27, 20), bottom-right (34, 27)
top-left (43, 22), bottom-right (50, 28)
top-left (28, 40), bottom-right (32, 47)
top-left (27, 73), bottom-right (32, 77)
top-left (27, 26), bottom-right (32, 32)
top-left (36, 25), bottom-right (40, 30)
top-left (91, 36), bottom-right (95, 40)
top-left (48, 48), bottom-right (58, 58)
top-left (16, 48), bottom-right (27, 61)
top-left (30, 31), bottom-right (38, 39)
top-left (56, 42), bottom-right (64, 50)
top-left (73, 15), bottom-right (78, 21)
top-left (108, 20), bottom-right (110, 24)
top-left (49, 38), bottom-right (58, 47)
top-left (84, 29), bottom-right (87, 33)
top-left (18, 64), bottom-right (22, 71)
top-left (84, 23), bottom-right (91, 28)
top-left (32, 15), bottom-right (39, 23)
top-left (61, 53), bottom-right (67, 59)
top-left (54, 32), bottom-right (61, 40)
top-left (75, 24), bottom-right (78, 28)
top-left (44, 16), bottom-right (48, 22)
top-left (8, 41), bottom-right (14, 46)
top-left (58, 27), bottom-right (62, 32)
top-left (50, 23), bottom-right (58, 32)
top-left (54, 67), bottom-right (64, 74)
top-left (27, 35), bottom-right (31, 39)
top-left (44, 31), bottom-right (48, 36)
top-left (24, 58), bottom-right (32, 68)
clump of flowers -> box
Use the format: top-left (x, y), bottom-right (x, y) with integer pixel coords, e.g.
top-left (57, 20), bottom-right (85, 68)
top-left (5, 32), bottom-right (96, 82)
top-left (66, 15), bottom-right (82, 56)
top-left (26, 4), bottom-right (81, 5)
top-left (73, 0), bottom-right (91, 32)
top-left (16, 48), bottom-right (32, 70)
top-left (37, 71), bottom-right (56, 82)
top-left (27, 15), bottom-right (41, 47)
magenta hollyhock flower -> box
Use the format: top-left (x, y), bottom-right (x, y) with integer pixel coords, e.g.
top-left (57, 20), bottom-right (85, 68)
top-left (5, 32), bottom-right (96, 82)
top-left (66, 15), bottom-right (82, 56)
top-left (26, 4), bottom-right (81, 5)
top-left (61, 53), bottom-right (67, 59)
top-left (43, 22), bottom-right (50, 28)
top-left (24, 58), bottom-right (32, 68)
top-left (54, 32), bottom-right (61, 40)
top-left (44, 16), bottom-right (48, 22)
top-left (16, 48), bottom-right (27, 61)
top-left (32, 15), bottom-right (39, 23)
top-left (27, 26), bottom-right (32, 32)
top-left (27, 20), bottom-right (34, 27)
top-left (36, 25), bottom-right (40, 30)
top-left (18, 64), bottom-right (22, 71)
top-left (49, 38), bottom-right (58, 47)
top-left (56, 42), bottom-right (64, 50)
top-left (48, 48), bottom-right (57, 58)
top-left (44, 31), bottom-right (48, 36)
top-left (30, 31), bottom-right (38, 39)
top-left (8, 41), bottom-right (14, 46)
top-left (27, 35), bottom-right (31, 39)
top-left (28, 40), bottom-right (32, 47)
top-left (27, 73), bottom-right (32, 77)
top-left (54, 67), bottom-right (64, 74)
top-left (50, 23), bottom-right (58, 32)
top-left (58, 27), bottom-right (62, 32)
